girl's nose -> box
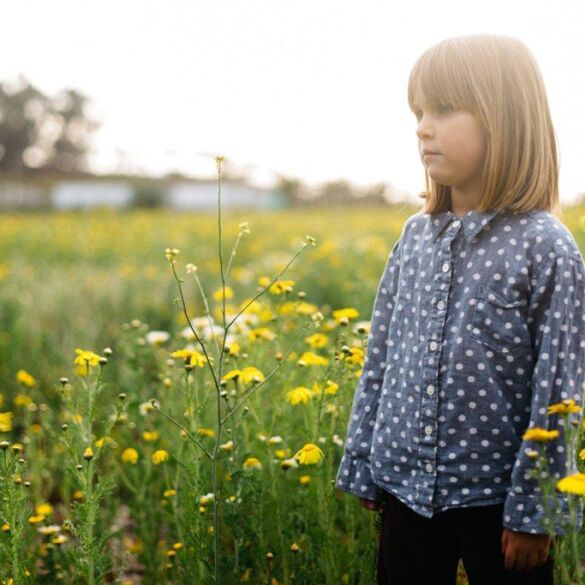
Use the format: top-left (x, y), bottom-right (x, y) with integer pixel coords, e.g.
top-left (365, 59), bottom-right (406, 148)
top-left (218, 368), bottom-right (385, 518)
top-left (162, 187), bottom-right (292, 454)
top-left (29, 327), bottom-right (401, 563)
top-left (416, 117), bottom-right (434, 141)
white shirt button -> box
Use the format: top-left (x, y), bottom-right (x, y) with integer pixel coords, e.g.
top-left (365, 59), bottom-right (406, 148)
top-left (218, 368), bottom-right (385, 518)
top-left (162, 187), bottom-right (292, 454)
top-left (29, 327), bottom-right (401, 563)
top-left (429, 341), bottom-right (438, 351)
top-left (426, 385), bottom-right (435, 396)
top-left (426, 463), bottom-right (433, 473)
top-left (442, 262), bottom-right (450, 272)
top-left (425, 425), bottom-right (433, 435)
top-left (437, 301), bottom-right (445, 310)
top-left (453, 220), bottom-right (461, 227)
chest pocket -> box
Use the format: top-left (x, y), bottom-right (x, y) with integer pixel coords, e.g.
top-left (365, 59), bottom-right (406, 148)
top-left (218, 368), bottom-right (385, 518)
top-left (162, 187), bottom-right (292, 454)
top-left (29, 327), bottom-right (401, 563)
top-left (470, 286), bottom-right (531, 354)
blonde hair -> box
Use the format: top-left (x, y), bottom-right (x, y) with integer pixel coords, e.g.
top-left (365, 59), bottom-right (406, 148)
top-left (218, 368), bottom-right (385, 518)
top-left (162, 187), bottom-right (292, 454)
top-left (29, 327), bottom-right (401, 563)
top-left (408, 34), bottom-right (562, 220)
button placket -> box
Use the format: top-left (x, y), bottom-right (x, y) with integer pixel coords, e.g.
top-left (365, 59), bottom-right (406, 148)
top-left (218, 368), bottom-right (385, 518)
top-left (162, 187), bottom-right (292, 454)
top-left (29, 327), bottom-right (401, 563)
top-left (417, 218), bottom-right (460, 508)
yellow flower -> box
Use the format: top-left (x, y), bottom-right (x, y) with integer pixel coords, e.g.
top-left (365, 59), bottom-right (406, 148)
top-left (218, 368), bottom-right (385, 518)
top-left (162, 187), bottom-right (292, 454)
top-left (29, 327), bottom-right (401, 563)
top-left (213, 286), bottom-right (234, 301)
top-left (74, 348), bottom-right (103, 376)
top-left (173, 542), bottom-right (183, 550)
top-left (83, 447), bottom-right (94, 461)
top-left (0, 412), bottom-right (13, 433)
top-left (72, 490), bottom-right (84, 500)
top-left (170, 349), bottom-right (208, 368)
top-left (248, 327), bottom-right (277, 342)
top-left (221, 367), bottom-right (265, 385)
top-left (95, 436), bottom-right (113, 448)
top-left (197, 428), bottom-right (215, 437)
top-left (274, 449), bottom-right (290, 459)
top-left (332, 308), bottom-right (359, 322)
top-left (16, 369), bottom-right (36, 387)
top-left (143, 431), bottom-right (159, 442)
top-left (557, 473), bottom-right (585, 496)
top-left (304, 333), bottom-right (328, 349)
top-left (28, 514), bottom-right (46, 524)
top-left (312, 380), bottom-right (339, 396)
top-left (285, 387), bottom-right (313, 405)
top-left (324, 403), bottom-right (339, 416)
top-left (220, 440), bottom-right (234, 452)
top-left (344, 347), bottom-right (364, 367)
top-left (240, 366), bottom-right (265, 384)
top-left (124, 536), bottom-right (143, 554)
top-left (299, 475), bottom-right (312, 486)
top-left (222, 369), bottom-right (241, 383)
top-left (243, 457), bottom-right (263, 471)
top-left (52, 534), bottom-right (68, 545)
top-left (199, 493), bottom-right (215, 506)
top-left (522, 428), bottom-right (560, 442)
top-left (1, 523), bottom-right (9, 532)
top-left (121, 448), bottom-right (139, 464)
top-left (580, 448), bottom-right (585, 461)
top-left (548, 399), bottom-right (581, 415)
top-left (14, 394), bottom-right (33, 407)
top-left (163, 489), bottom-right (176, 498)
top-left (269, 279), bottom-right (295, 295)
top-left (35, 503), bottom-right (53, 517)
top-left (164, 248), bottom-right (180, 263)
top-left (225, 341), bottom-right (240, 356)
top-left (297, 352), bottom-right (328, 367)
top-left (152, 450), bottom-right (170, 465)
top-left (293, 443), bottom-right (324, 465)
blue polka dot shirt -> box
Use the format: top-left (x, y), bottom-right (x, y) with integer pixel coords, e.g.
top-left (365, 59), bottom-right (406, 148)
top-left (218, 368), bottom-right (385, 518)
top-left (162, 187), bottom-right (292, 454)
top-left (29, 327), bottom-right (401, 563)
top-left (335, 208), bottom-right (585, 536)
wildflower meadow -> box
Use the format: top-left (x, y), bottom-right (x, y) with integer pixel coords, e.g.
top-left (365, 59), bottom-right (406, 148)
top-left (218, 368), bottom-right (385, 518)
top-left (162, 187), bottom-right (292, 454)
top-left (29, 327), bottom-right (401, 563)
top-left (2, 158), bottom-right (585, 583)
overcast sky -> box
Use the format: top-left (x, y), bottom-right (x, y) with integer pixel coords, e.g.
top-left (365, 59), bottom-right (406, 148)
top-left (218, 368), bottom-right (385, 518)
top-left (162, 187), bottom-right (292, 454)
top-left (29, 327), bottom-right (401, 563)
top-left (2, 0), bottom-right (584, 203)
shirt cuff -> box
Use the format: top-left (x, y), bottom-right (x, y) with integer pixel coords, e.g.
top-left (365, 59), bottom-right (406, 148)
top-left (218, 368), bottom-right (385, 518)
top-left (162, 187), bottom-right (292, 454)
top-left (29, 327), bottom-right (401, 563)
top-left (335, 453), bottom-right (385, 502)
top-left (503, 491), bottom-right (583, 536)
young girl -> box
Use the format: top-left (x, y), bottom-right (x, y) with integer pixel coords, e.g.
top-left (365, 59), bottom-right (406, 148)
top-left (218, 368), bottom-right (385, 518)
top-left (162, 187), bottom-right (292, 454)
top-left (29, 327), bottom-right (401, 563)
top-left (335, 34), bottom-right (585, 585)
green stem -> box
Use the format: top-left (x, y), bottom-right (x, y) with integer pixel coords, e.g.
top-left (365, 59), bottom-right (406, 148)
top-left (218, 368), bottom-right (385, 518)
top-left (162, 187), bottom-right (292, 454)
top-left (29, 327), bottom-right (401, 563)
top-left (86, 459), bottom-right (95, 585)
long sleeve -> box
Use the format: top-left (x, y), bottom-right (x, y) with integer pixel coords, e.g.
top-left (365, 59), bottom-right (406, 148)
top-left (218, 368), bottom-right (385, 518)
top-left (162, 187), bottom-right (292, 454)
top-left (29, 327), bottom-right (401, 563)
top-left (503, 245), bottom-right (585, 535)
top-left (335, 232), bottom-right (403, 502)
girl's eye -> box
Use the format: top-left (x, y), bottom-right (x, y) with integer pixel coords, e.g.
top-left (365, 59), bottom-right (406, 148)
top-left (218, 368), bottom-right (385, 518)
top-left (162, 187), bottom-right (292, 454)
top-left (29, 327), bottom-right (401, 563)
top-left (413, 105), bottom-right (452, 122)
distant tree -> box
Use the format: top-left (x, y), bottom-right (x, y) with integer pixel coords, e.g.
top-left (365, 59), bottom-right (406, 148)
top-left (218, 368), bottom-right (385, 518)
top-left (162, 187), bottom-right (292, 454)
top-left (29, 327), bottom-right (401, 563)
top-left (275, 176), bottom-right (307, 207)
top-left (0, 75), bottom-right (99, 174)
top-left (317, 179), bottom-right (355, 204)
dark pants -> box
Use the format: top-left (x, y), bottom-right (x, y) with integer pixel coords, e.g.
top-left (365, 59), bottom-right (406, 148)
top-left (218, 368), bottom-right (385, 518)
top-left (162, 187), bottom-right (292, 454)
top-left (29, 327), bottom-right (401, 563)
top-left (377, 492), bottom-right (555, 585)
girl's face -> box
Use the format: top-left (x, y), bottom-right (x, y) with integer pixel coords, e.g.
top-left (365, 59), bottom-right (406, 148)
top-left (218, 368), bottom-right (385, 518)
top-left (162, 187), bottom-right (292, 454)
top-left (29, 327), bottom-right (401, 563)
top-left (412, 89), bottom-right (487, 193)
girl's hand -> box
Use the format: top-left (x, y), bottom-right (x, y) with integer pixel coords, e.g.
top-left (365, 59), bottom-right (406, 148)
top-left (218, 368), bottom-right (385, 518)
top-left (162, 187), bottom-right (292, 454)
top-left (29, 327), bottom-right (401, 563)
top-left (501, 528), bottom-right (553, 571)
top-left (358, 496), bottom-right (383, 511)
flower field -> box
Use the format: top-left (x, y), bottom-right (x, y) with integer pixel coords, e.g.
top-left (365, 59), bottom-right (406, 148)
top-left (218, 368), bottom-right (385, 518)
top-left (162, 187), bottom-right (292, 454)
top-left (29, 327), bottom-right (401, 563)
top-left (2, 174), bottom-right (585, 584)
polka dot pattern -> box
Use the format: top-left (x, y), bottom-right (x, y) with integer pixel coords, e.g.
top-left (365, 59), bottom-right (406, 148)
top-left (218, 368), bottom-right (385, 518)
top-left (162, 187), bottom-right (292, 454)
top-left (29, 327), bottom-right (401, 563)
top-left (335, 209), bottom-right (585, 536)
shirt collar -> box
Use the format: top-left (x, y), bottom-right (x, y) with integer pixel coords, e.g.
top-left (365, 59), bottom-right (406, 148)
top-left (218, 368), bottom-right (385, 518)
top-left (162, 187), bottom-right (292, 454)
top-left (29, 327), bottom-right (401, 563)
top-left (427, 209), bottom-right (503, 243)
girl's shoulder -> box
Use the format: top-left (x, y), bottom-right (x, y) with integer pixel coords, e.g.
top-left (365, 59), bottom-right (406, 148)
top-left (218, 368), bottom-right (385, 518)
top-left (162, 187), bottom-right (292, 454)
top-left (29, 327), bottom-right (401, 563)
top-left (522, 210), bottom-right (583, 264)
